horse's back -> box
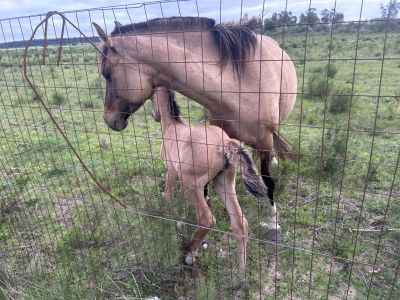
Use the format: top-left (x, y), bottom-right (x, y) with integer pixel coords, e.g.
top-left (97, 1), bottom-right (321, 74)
top-left (257, 34), bottom-right (297, 122)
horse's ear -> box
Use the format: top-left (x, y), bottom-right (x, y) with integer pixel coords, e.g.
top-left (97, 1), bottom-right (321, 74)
top-left (92, 22), bottom-right (108, 43)
top-left (114, 21), bottom-right (123, 29)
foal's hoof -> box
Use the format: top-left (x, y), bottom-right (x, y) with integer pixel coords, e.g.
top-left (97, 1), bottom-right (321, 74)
top-left (266, 228), bottom-right (283, 242)
top-left (176, 221), bottom-right (184, 232)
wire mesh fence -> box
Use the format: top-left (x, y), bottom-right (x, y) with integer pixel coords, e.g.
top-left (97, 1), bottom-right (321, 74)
top-left (0, 0), bottom-right (399, 299)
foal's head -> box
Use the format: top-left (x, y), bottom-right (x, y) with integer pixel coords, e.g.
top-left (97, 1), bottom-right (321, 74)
top-left (93, 22), bottom-right (155, 131)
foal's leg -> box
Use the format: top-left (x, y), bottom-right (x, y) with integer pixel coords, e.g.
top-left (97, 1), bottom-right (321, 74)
top-left (163, 162), bottom-right (178, 202)
top-left (184, 186), bottom-right (216, 265)
top-left (213, 171), bottom-right (248, 270)
top-left (259, 150), bottom-right (282, 242)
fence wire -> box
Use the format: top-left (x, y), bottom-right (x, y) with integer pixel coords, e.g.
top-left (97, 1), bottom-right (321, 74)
top-left (0, 0), bottom-right (399, 299)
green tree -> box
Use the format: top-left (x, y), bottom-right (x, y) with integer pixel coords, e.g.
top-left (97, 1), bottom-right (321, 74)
top-left (321, 9), bottom-right (344, 23)
top-left (263, 11), bottom-right (297, 31)
top-left (380, 0), bottom-right (400, 18)
top-left (299, 8), bottom-right (320, 25)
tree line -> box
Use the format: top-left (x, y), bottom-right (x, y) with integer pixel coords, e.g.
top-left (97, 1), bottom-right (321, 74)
top-left (260, 0), bottom-right (400, 33)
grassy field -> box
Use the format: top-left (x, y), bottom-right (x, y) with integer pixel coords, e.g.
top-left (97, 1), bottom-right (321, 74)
top-left (1, 29), bottom-right (399, 299)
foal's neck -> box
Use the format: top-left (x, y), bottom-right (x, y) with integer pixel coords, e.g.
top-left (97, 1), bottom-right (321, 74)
top-left (156, 91), bottom-right (181, 135)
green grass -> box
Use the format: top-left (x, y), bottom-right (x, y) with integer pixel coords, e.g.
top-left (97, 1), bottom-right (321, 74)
top-left (1, 31), bottom-right (399, 299)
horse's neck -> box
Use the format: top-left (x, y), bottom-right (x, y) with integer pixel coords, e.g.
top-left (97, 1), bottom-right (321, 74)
top-left (132, 33), bottom-right (218, 109)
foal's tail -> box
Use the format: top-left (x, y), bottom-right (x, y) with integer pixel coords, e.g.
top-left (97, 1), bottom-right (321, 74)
top-left (224, 140), bottom-right (269, 198)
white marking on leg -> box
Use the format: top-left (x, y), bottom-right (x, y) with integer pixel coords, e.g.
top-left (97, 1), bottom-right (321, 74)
top-left (267, 202), bottom-right (281, 231)
top-left (185, 250), bottom-right (198, 265)
top-left (176, 221), bottom-right (183, 232)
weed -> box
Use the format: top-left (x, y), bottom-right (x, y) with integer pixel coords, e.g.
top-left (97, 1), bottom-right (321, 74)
top-left (14, 174), bottom-right (30, 187)
top-left (83, 55), bottom-right (93, 63)
top-left (329, 84), bottom-right (353, 114)
top-left (305, 111), bottom-right (318, 125)
top-left (17, 94), bottom-right (28, 104)
top-left (395, 87), bottom-right (400, 100)
top-left (59, 226), bottom-right (100, 250)
top-left (51, 91), bottom-right (66, 106)
top-left (91, 78), bottom-right (103, 99)
top-left (275, 159), bottom-right (296, 194)
top-left (31, 90), bottom-right (44, 101)
top-left (195, 274), bottom-right (217, 300)
top-left (43, 167), bottom-right (66, 178)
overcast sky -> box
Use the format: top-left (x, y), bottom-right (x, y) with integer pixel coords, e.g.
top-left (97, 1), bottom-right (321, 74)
top-left (0, 0), bottom-right (386, 42)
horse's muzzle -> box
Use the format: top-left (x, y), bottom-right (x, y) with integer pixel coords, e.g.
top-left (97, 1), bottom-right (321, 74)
top-left (103, 112), bottom-right (128, 131)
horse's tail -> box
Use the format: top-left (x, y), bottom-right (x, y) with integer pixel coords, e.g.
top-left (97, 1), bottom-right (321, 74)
top-left (273, 131), bottom-right (297, 161)
top-left (223, 140), bottom-right (268, 198)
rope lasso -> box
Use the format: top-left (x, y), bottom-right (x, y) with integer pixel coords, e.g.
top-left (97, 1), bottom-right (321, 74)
top-left (23, 11), bottom-right (127, 209)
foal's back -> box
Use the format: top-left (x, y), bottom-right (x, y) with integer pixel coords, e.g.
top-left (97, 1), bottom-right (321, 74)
top-left (162, 122), bottom-right (231, 186)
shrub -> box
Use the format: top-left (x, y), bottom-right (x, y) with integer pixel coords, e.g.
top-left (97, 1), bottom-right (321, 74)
top-left (51, 91), bottom-right (66, 106)
top-left (31, 90), bottom-right (44, 101)
top-left (307, 73), bottom-right (333, 98)
top-left (312, 63), bottom-right (337, 78)
top-left (322, 129), bottom-right (347, 177)
top-left (329, 85), bottom-right (353, 114)
top-left (326, 63), bottom-right (337, 78)
top-left (17, 95), bottom-right (28, 104)
top-left (80, 99), bottom-right (95, 109)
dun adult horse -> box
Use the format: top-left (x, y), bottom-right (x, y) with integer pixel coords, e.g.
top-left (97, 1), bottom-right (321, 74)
top-left (93, 17), bottom-right (297, 241)
top-left (151, 86), bottom-right (269, 270)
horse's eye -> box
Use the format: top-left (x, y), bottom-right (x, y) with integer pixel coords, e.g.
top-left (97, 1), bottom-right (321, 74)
top-left (103, 70), bottom-right (112, 82)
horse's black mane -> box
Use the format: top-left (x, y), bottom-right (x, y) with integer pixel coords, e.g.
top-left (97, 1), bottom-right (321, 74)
top-left (111, 16), bottom-right (258, 77)
top-left (111, 17), bottom-right (216, 36)
top-left (166, 89), bottom-right (181, 122)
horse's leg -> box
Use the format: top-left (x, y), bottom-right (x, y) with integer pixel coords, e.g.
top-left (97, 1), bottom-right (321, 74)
top-left (213, 171), bottom-right (248, 271)
top-left (204, 183), bottom-right (211, 208)
top-left (259, 149), bottom-right (282, 242)
top-left (184, 186), bottom-right (216, 265)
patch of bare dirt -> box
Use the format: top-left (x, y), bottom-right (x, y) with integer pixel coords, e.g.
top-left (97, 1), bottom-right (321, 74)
top-left (53, 195), bottom-right (88, 227)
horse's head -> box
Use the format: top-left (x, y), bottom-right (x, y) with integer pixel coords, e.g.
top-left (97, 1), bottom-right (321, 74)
top-left (93, 22), bottom-right (154, 131)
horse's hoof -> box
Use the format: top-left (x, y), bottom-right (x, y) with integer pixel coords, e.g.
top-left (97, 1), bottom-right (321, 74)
top-left (184, 251), bottom-right (198, 265)
top-left (266, 228), bottom-right (283, 242)
top-left (201, 241), bottom-right (208, 250)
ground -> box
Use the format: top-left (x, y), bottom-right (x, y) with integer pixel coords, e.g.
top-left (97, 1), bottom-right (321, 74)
top-left (0, 29), bottom-right (399, 299)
